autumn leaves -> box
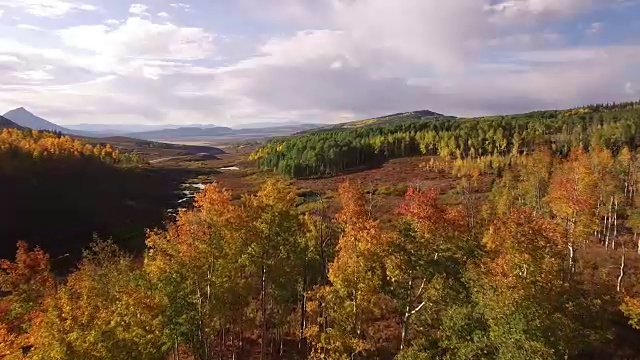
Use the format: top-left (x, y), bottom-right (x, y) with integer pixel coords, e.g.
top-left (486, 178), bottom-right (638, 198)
top-left (0, 128), bottom-right (144, 168)
top-left (3, 142), bottom-right (640, 359)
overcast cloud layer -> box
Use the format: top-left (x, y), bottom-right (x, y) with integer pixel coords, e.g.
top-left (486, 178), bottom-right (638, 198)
top-left (0, 0), bottom-right (639, 126)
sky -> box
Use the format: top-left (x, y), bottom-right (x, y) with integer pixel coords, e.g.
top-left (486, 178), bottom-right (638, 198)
top-left (0, 0), bottom-right (639, 127)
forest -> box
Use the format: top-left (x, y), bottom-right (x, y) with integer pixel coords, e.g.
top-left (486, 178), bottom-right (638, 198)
top-left (251, 101), bottom-right (640, 177)
top-left (4, 135), bottom-right (640, 359)
top-left (0, 128), bottom-right (173, 261)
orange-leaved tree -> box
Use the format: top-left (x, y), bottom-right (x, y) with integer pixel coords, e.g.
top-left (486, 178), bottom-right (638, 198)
top-left (547, 147), bottom-right (598, 276)
top-left (241, 179), bottom-right (306, 359)
top-left (0, 241), bottom-right (54, 359)
top-left (390, 187), bottom-right (486, 358)
top-left (306, 181), bottom-right (397, 360)
top-left (471, 208), bottom-right (580, 359)
top-left (29, 241), bottom-right (167, 360)
top-left (145, 182), bottom-right (250, 360)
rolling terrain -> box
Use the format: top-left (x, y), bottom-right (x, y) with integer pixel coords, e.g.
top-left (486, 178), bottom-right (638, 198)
top-left (298, 109), bottom-right (449, 134)
top-left (3, 101), bottom-right (640, 359)
top-left (82, 135), bottom-right (225, 160)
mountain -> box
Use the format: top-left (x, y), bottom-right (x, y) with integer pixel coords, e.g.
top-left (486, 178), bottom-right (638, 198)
top-left (68, 122), bottom-right (266, 134)
top-left (234, 121), bottom-right (324, 130)
top-left (128, 126), bottom-right (235, 140)
top-left (299, 110), bottom-right (449, 134)
top-left (2, 107), bottom-right (91, 135)
top-left (66, 123), bottom-right (188, 134)
top-left (127, 123), bottom-right (323, 141)
top-left (0, 115), bottom-right (23, 130)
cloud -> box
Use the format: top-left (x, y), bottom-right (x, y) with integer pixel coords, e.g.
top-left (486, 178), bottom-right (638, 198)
top-left (206, 40), bottom-right (640, 120)
top-left (488, 0), bottom-right (591, 18)
top-left (1, 0), bottom-right (640, 126)
top-left (129, 3), bottom-right (149, 16)
top-left (169, 3), bottom-right (191, 11)
top-left (0, 54), bottom-right (22, 66)
top-left (587, 22), bottom-right (604, 34)
top-left (58, 17), bottom-right (216, 61)
top-left (13, 68), bottom-right (55, 82)
top-left (0, 9), bottom-right (4, 18)
top-left (487, 32), bottom-right (562, 49)
top-left (16, 24), bottom-right (43, 31)
top-left (157, 12), bottom-right (170, 18)
top-left (244, 0), bottom-right (493, 73)
top-left (0, 0), bottom-right (97, 18)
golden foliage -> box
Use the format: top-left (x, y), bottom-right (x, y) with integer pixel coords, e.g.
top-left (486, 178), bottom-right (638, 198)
top-left (0, 128), bottom-right (121, 163)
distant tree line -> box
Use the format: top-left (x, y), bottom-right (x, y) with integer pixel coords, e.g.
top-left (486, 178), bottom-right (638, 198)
top-left (0, 128), bottom-right (145, 169)
top-left (0, 128), bottom-right (162, 262)
top-left (251, 101), bottom-right (640, 177)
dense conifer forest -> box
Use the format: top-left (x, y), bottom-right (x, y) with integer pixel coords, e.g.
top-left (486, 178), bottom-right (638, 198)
top-left (4, 104), bottom-right (640, 359)
top-left (252, 101), bottom-right (640, 177)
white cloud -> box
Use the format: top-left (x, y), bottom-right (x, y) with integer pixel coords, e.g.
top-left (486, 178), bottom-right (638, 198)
top-left (129, 3), bottom-right (149, 15)
top-left (0, 54), bottom-right (22, 65)
top-left (58, 17), bottom-right (216, 61)
top-left (488, 0), bottom-right (591, 18)
top-left (0, 0), bottom-right (97, 18)
top-left (0, 9), bottom-right (4, 18)
top-left (157, 12), bottom-right (170, 18)
top-left (488, 32), bottom-right (562, 48)
top-left (333, 0), bottom-right (492, 72)
top-left (17, 24), bottom-right (43, 31)
top-left (13, 69), bottom-right (54, 81)
top-left (587, 22), bottom-right (604, 34)
top-left (169, 3), bottom-right (191, 10)
top-left (626, 82), bottom-right (637, 95)
top-left (104, 19), bottom-right (120, 26)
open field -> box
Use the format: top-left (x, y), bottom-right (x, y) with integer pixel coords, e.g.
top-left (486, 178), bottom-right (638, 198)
top-left (151, 145), bottom-right (493, 222)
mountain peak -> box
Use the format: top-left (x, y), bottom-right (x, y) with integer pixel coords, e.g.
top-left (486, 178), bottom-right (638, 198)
top-left (8, 107), bottom-right (31, 114)
top-left (3, 107), bottom-right (74, 134)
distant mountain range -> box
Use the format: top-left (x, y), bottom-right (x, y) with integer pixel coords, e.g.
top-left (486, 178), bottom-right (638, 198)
top-left (2, 107), bottom-right (324, 141)
top-left (127, 123), bottom-right (323, 141)
top-left (3, 106), bottom-right (449, 142)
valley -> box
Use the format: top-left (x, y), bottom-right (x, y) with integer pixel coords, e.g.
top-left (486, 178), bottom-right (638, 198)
top-left (3, 101), bottom-right (640, 359)
top-left (5, 2), bottom-right (640, 358)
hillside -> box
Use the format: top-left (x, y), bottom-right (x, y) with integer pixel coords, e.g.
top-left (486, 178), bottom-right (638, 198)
top-left (299, 109), bottom-right (449, 134)
top-left (0, 115), bottom-right (22, 130)
top-left (252, 101), bottom-right (640, 177)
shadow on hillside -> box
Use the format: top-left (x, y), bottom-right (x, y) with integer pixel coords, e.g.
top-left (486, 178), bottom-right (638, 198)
top-left (294, 163), bottom-right (386, 180)
top-left (0, 161), bottom-right (212, 271)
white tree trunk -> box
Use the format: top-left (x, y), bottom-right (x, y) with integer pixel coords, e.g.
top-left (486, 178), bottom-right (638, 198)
top-left (617, 246), bottom-right (625, 292)
top-left (400, 278), bottom-right (427, 350)
top-left (612, 199), bottom-right (618, 250)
